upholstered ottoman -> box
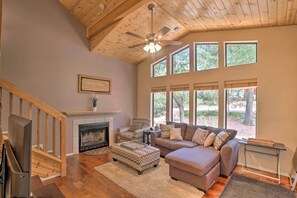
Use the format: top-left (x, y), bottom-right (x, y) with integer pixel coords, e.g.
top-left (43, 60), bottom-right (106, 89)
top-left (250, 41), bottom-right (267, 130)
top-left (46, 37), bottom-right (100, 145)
top-left (111, 141), bottom-right (160, 175)
top-left (165, 146), bottom-right (220, 192)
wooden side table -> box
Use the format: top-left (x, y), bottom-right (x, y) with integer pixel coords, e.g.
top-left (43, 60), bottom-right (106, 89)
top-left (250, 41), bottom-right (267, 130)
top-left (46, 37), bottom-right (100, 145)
top-left (239, 139), bottom-right (286, 184)
top-left (143, 129), bottom-right (161, 145)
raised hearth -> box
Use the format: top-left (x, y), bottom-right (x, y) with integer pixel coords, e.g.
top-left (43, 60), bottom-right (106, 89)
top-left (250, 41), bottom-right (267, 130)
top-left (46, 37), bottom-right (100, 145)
top-left (79, 122), bottom-right (109, 152)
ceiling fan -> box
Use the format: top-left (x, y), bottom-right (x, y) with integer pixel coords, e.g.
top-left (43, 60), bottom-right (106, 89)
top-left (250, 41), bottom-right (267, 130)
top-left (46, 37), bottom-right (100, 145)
top-left (126, 4), bottom-right (182, 53)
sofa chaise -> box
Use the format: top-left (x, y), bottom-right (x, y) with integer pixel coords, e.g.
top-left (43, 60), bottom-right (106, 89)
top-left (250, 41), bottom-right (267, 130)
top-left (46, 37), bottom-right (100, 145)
top-left (151, 122), bottom-right (239, 191)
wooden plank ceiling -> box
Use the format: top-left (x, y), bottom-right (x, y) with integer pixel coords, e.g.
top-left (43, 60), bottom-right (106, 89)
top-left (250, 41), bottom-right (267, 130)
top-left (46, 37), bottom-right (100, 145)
top-left (59, 0), bottom-right (297, 64)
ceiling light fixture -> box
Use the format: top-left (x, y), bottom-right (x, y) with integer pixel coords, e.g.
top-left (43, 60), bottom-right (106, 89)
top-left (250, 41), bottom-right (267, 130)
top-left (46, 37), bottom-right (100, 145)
top-left (126, 4), bottom-right (182, 53)
top-left (143, 42), bottom-right (161, 53)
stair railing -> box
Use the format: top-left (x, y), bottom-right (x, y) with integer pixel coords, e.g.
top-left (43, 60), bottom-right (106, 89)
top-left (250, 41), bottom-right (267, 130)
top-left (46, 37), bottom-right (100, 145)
top-left (0, 78), bottom-right (66, 176)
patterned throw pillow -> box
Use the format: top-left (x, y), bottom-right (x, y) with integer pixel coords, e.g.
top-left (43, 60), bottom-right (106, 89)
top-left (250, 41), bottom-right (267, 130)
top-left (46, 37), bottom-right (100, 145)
top-left (204, 133), bottom-right (216, 147)
top-left (213, 131), bottom-right (230, 150)
top-left (169, 128), bottom-right (183, 141)
top-left (160, 124), bottom-right (174, 138)
top-left (192, 128), bottom-right (209, 145)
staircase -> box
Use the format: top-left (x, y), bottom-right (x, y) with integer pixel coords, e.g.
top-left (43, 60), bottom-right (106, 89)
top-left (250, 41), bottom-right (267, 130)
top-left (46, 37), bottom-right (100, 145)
top-left (31, 175), bottom-right (64, 197)
top-left (0, 78), bottom-right (66, 178)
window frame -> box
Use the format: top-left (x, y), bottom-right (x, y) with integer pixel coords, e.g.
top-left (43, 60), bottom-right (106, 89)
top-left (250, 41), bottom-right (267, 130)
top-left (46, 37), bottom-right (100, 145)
top-left (151, 57), bottom-right (167, 78)
top-left (171, 89), bottom-right (190, 123)
top-left (171, 45), bottom-right (190, 75)
top-left (151, 91), bottom-right (167, 126)
top-left (195, 89), bottom-right (219, 127)
top-left (224, 86), bottom-right (258, 139)
top-left (224, 41), bottom-right (258, 67)
top-left (194, 42), bottom-right (219, 72)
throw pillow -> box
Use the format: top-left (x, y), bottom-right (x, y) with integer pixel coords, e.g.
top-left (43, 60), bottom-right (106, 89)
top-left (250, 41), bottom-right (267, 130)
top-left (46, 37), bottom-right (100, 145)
top-left (204, 133), bottom-right (216, 147)
top-left (160, 124), bottom-right (174, 138)
top-left (213, 131), bottom-right (230, 150)
top-left (169, 128), bottom-right (183, 141)
top-left (192, 128), bottom-right (209, 145)
top-left (130, 122), bottom-right (143, 132)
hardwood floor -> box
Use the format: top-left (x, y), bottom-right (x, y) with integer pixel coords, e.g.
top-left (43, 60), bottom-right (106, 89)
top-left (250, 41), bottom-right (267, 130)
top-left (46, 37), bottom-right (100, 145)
top-left (44, 151), bottom-right (297, 198)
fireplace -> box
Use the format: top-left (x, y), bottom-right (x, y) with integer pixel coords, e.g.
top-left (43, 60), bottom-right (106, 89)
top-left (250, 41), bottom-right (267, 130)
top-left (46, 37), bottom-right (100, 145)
top-left (78, 122), bottom-right (109, 152)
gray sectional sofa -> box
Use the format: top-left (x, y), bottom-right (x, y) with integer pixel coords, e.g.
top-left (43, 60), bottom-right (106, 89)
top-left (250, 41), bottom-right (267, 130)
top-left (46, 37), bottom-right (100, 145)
top-left (150, 122), bottom-right (239, 192)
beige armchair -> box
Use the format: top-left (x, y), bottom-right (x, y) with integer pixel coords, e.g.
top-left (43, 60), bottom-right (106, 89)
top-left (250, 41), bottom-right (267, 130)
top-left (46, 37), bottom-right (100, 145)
top-left (116, 118), bottom-right (150, 143)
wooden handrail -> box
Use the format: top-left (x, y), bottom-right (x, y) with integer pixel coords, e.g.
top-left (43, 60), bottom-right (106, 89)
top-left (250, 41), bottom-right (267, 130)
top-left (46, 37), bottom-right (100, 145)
top-left (0, 78), bottom-right (66, 120)
top-left (0, 78), bottom-right (67, 177)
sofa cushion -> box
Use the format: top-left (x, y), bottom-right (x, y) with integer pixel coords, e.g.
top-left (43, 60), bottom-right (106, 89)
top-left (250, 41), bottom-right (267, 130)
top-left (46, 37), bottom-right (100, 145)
top-left (118, 131), bottom-right (134, 140)
top-left (165, 146), bottom-right (220, 176)
top-left (192, 128), bottom-right (209, 144)
top-left (155, 138), bottom-right (174, 150)
top-left (213, 131), bottom-right (230, 150)
top-left (185, 125), bottom-right (207, 141)
top-left (160, 124), bottom-right (174, 138)
top-left (225, 129), bottom-right (237, 140)
top-left (170, 141), bottom-right (198, 150)
top-left (206, 127), bottom-right (237, 140)
top-left (206, 127), bottom-right (224, 135)
top-left (167, 121), bottom-right (188, 139)
top-left (170, 128), bottom-right (183, 141)
top-left (130, 122), bottom-right (142, 132)
top-left (204, 133), bottom-right (216, 147)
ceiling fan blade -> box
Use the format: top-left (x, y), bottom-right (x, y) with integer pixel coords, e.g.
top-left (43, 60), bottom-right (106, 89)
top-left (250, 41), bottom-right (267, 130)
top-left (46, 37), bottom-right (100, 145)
top-left (126, 32), bottom-right (145, 40)
top-left (155, 26), bottom-right (170, 40)
top-left (159, 40), bottom-right (182, 46)
top-left (128, 43), bottom-right (146, 48)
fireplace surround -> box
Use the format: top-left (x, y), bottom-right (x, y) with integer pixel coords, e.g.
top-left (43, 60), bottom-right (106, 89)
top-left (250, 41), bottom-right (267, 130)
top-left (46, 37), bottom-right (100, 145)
top-left (79, 122), bottom-right (109, 152)
top-left (72, 117), bottom-right (114, 154)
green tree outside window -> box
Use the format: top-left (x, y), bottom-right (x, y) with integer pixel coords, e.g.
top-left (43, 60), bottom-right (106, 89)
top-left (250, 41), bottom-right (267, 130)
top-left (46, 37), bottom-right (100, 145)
top-left (172, 47), bottom-right (190, 74)
top-left (196, 44), bottom-right (218, 71)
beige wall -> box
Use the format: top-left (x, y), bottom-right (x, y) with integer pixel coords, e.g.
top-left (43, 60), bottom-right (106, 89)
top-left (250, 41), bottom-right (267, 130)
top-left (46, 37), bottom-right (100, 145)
top-left (137, 25), bottom-right (297, 175)
top-left (1, 0), bottom-right (137, 154)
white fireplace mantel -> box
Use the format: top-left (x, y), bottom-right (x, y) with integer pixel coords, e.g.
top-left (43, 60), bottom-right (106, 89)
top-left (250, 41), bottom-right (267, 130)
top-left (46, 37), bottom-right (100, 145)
top-left (63, 109), bottom-right (121, 116)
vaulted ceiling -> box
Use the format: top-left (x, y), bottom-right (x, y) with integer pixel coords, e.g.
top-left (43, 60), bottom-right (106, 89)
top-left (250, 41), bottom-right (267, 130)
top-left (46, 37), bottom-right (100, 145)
top-left (58, 0), bottom-right (297, 64)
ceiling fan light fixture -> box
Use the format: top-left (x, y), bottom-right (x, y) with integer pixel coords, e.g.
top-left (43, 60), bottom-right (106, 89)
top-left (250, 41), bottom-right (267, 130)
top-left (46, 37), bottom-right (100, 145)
top-left (143, 42), bottom-right (161, 53)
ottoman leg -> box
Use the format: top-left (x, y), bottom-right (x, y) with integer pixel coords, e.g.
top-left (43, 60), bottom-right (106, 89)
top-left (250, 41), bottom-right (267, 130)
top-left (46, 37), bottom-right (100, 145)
top-left (138, 170), bottom-right (143, 175)
top-left (154, 163), bottom-right (159, 168)
top-left (113, 158), bottom-right (117, 162)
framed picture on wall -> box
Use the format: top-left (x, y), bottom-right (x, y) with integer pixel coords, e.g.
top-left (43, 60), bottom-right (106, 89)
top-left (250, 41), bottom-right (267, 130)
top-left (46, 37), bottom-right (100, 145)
top-left (78, 74), bottom-right (111, 94)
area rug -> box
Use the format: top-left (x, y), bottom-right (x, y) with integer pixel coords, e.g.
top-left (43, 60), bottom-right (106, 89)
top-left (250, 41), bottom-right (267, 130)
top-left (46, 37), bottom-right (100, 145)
top-left (95, 158), bottom-right (204, 198)
top-left (219, 173), bottom-right (296, 198)
top-left (82, 147), bottom-right (111, 156)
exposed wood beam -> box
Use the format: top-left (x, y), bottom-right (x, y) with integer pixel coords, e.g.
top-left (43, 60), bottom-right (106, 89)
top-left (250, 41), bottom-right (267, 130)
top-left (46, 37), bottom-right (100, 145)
top-left (90, 19), bottom-right (121, 51)
top-left (86, 0), bottom-right (149, 38)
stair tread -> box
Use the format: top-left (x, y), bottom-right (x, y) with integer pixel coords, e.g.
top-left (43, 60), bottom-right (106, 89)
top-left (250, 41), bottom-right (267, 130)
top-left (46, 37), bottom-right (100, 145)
top-left (31, 175), bottom-right (43, 191)
top-left (32, 182), bottom-right (64, 198)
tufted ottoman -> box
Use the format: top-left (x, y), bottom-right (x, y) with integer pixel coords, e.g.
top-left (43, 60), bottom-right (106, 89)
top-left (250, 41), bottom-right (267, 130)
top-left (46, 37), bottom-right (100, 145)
top-left (111, 141), bottom-right (160, 175)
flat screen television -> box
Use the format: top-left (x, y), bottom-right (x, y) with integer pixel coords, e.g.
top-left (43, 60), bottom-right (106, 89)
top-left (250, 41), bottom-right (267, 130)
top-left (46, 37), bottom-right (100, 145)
top-left (0, 114), bottom-right (32, 197)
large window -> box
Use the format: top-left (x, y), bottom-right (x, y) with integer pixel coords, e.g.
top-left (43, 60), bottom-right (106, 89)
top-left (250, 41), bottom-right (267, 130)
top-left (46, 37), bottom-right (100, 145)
top-left (152, 91), bottom-right (167, 126)
top-left (172, 47), bottom-right (190, 74)
top-left (171, 89), bottom-right (189, 123)
top-left (225, 80), bottom-right (257, 139)
top-left (152, 58), bottom-right (167, 77)
top-left (195, 43), bottom-right (219, 71)
top-left (195, 89), bottom-right (219, 127)
top-left (225, 42), bottom-right (257, 67)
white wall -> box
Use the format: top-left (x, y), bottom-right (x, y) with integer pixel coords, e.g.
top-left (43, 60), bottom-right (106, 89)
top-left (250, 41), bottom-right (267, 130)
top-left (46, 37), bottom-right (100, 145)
top-left (137, 25), bottom-right (297, 175)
